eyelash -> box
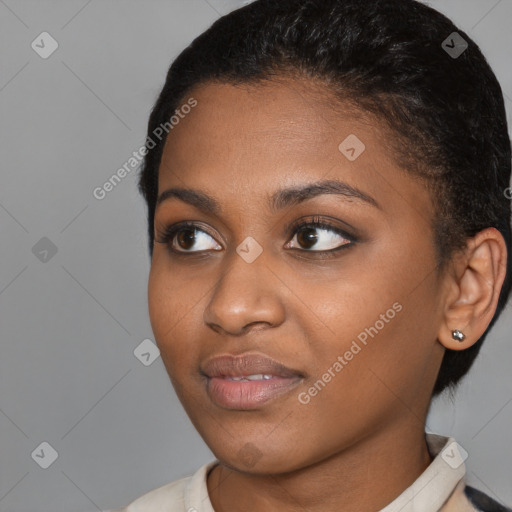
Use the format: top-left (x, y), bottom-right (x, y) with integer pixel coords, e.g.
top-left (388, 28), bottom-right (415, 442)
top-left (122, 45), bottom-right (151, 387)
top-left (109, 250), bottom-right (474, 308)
top-left (155, 216), bottom-right (356, 258)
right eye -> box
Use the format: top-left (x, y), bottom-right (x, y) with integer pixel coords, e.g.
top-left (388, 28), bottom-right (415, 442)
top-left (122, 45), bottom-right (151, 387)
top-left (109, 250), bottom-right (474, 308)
top-left (156, 222), bottom-right (223, 253)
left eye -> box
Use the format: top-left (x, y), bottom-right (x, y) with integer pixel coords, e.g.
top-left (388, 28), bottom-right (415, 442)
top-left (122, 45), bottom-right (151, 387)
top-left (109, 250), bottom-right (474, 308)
top-left (286, 224), bottom-right (352, 251)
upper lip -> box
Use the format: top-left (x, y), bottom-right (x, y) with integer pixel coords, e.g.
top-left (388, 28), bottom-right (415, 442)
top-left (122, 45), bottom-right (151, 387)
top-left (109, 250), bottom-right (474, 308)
top-left (201, 353), bottom-right (304, 378)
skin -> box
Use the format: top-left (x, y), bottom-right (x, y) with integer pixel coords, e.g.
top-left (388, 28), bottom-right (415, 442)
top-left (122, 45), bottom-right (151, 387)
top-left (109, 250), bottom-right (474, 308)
top-left (147, 76), bottom-right (508, 512)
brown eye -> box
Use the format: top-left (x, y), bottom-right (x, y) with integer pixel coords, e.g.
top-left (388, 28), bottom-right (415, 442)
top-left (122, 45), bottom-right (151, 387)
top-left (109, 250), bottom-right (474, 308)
top-left (157, 223), bottom-right (223, 253)
top-left (296, 227), bottom-right (319, 249)
top-left (287, 222), bottom-right (353, 251)
top-left (171, 227), bottom-right (222, 252)
top-left (176, 228), bottom-right (197, 250)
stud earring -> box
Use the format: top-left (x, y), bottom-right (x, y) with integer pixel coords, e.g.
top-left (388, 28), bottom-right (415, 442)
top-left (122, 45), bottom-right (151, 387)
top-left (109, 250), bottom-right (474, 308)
top-left (451, 329), bottom-right (466, 342)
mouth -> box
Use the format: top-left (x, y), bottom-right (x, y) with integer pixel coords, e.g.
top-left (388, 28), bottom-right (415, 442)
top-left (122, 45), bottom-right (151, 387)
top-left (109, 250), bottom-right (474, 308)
top-left (201, 353), bottom-right (305, 410)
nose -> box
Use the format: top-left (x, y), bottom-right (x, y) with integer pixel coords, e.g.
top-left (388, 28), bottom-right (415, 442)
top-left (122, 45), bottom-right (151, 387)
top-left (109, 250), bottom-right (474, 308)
top-left (203, 249), bottom-right (286, 336)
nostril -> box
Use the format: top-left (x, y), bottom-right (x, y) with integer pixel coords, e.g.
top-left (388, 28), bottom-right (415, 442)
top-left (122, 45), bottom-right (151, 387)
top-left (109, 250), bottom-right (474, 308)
top-left (243, 321), bottom-right (272, 333)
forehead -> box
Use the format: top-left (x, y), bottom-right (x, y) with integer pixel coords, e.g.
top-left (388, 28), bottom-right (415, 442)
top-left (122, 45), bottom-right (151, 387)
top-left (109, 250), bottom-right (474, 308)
top-left (163, 76), bottom-right (379, 160)
top-left (157, 77), bottom-right (432, 220)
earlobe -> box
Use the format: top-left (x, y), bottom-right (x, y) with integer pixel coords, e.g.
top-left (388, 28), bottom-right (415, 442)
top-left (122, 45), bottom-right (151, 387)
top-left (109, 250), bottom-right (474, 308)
top-left (438, 325), bottom-right (472, 352)
top-left (450, 329), bottom-right (465, 342)
top-left (437, 227), bottom-right (508, 352)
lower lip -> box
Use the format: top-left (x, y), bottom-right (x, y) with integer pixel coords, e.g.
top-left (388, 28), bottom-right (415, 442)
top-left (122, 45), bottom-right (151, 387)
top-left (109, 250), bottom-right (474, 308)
top-left (206, 376), bottom-right (302, 410)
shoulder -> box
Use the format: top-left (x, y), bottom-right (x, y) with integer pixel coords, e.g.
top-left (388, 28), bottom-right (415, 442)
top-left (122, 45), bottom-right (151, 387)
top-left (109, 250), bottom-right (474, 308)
top-left (110, 474), bottom-right (190, 512)
top-left (464, 485), bottom-right (512, 512)
top-left (109, 460), bottom-right (217, 512)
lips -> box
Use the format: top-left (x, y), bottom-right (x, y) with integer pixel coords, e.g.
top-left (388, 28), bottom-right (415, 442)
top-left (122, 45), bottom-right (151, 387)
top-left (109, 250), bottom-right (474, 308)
top-left (201, 353), bottom-right (303, 379)
top-left (201, 353), bottom-right (304, 410)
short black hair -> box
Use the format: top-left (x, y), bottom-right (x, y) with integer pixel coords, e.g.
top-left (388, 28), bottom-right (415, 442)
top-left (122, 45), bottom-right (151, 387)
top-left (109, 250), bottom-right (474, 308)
top-left (138, 0), bottom-right (511, 396)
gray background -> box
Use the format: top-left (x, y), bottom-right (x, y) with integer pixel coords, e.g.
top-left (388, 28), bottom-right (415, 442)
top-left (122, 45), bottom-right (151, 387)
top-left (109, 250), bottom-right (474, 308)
top-left (0, 1), bottom-right (511, 510)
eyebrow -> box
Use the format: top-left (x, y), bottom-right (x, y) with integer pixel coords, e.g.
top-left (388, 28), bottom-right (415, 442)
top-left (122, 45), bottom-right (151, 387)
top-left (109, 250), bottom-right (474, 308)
top-left (156, 179), bottom-right (380, 214)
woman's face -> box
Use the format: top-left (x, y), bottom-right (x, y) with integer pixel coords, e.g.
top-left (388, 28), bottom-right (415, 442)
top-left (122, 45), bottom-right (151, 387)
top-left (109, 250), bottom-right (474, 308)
top-left (148, 77), bottom-right (447, 473)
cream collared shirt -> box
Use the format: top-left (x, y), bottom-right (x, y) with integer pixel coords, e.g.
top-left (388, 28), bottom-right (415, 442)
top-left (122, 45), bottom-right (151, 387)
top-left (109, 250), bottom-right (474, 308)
top-left (111, 433), bottom-right (510, 512)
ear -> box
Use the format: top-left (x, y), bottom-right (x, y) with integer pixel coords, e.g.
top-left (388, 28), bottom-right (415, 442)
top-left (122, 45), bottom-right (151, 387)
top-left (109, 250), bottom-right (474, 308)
top-left (438, 227), bottom-right (508, 351)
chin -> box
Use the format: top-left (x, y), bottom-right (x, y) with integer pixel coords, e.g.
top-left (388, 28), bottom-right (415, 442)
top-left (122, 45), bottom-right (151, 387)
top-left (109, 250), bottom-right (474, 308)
top-left (206, 437), bottom-right (306, 475)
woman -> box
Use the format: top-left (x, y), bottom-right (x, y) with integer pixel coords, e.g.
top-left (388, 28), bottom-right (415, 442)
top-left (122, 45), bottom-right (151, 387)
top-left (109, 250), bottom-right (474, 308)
top-left (114, 0), bottom-right (512, 510)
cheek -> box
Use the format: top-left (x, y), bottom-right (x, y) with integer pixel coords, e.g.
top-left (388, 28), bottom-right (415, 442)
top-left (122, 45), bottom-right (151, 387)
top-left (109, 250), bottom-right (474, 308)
top-left (147, 263), bottom-right (201, 375)
top-left (148, 255), bottom-right (204, 333)
top-left (323, 290), bottom-right (440, 416)
top-left (293, 306), bottom-right (425, 451)
top-left (147, 263), bottom-right (172, 339)
top-left (295, 248), bottom-right (441, 408)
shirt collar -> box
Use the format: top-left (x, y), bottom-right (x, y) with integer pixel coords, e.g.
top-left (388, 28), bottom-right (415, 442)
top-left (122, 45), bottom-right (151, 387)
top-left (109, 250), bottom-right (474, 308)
top-left (184, 433), bottom-right (465, 512)
top-left (380, 433), bottom-right (466, 512)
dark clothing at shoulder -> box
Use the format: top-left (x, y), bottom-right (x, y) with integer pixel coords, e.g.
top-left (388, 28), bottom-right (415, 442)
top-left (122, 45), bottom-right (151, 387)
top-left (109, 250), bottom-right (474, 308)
top-left (465, 485), bottom-right (512, 512)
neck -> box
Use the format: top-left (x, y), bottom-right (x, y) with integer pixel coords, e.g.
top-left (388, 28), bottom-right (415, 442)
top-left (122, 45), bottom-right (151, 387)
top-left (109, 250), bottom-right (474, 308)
top-left (207, 422), bottom-right (432, 512)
